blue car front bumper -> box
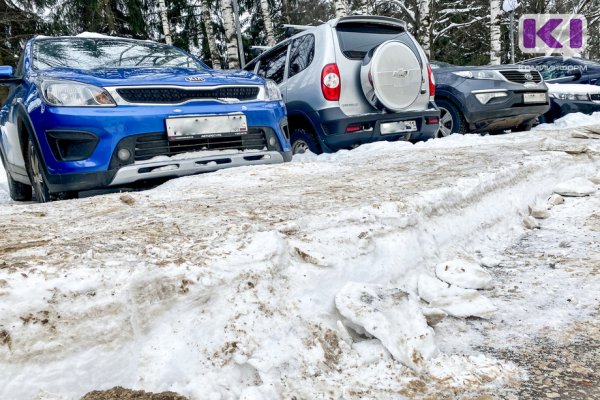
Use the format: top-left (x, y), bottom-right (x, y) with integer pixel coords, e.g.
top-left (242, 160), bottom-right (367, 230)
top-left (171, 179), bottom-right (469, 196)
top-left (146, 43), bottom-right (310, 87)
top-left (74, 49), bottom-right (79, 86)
top-left (28, 100), bottom-right (291, 192)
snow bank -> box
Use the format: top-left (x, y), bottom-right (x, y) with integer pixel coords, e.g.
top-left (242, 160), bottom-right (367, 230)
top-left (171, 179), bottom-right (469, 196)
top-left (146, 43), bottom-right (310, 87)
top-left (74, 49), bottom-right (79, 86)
top-left (536, 112), bottom-right (600, 130)
top-left (0, 130), bottom-right (598, 399)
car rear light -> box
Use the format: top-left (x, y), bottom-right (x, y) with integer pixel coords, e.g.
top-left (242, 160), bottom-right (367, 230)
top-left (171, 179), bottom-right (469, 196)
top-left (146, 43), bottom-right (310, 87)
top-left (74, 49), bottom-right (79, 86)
top-left (427, 64), bottom-right (435, 98)
top-left (345, 124), bottom-right (362, 133)
top-left (426, 116), bottom-right (439, 125)
top-left (322, 63), bottom-right (341, 101)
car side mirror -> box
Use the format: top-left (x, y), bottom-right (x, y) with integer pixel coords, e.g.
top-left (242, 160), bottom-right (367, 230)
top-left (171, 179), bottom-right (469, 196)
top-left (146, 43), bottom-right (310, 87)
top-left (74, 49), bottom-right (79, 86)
top-left (0, 65), bottom-right (21, 86)
top-left (0, 66), bottom-right (14, 78)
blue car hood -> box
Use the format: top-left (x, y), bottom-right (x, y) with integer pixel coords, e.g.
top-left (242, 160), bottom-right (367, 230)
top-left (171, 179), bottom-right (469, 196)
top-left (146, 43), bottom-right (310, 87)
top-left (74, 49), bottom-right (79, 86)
top-left (34, 67), bottom-right (265, 87)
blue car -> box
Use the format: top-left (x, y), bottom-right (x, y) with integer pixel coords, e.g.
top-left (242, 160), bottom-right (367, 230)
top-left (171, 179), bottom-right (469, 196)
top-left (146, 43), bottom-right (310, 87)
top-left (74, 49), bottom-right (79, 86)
top-left (0, 36), bottom-right (291, 202)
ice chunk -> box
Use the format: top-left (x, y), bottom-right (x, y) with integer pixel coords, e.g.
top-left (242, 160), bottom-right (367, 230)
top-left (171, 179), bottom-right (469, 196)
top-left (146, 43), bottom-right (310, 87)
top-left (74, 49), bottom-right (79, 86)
top-left (435, 259), bottom-right (494, 290)
top-left (553, 177), bottom-right (596, 197)
top-left (547, 193), bottom-right (565, 207)
top-left (418, 275), bottom-right (497, 319)
top-left (528, 204), bottom-right (550, 219)
top-left (480, 257), bottom-right (501, 268)
top-left (335, 282), bottom-right (438, 371)
top-left (523, 215), bottom-right (540, 229)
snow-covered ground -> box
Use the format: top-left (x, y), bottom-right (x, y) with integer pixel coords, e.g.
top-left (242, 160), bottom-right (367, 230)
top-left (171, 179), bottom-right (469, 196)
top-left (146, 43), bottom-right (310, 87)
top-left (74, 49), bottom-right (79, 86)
top-left (0, 118), bottom-right (599, 399)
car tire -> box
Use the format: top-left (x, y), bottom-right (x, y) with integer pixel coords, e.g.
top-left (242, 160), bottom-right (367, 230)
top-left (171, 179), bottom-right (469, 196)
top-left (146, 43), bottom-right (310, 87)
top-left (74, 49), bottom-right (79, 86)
top-left (25, 136), bottom-right (52, 203)
top-left (514, 119), bottom-right (535, 132)
top-left (2, 158), bottom-right (32, 201)
top-left (290, 127), bottom-right (322, 155)
top-left (436, 99), bottom-right (467, 138)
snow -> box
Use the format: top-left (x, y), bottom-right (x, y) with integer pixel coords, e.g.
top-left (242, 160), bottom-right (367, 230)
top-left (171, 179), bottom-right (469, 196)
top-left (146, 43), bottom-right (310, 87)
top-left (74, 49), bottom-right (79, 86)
top-left (546, 83), bottom-right (600, 96)
top-left (0, 120), bottom-right (599, 399)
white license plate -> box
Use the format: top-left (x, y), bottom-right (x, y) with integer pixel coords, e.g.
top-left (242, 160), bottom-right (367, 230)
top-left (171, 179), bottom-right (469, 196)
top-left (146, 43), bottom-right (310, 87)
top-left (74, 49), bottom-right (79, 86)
top-left (381, 120), bottom-right (417, 135)
top-left (523, 93), bottom-right (547, 104)
top-left (166, 113), bottom-right (248, 140)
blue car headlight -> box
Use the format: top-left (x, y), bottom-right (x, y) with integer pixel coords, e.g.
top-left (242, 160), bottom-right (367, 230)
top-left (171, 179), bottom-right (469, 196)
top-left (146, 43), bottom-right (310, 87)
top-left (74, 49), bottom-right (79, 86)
top-left (40, 79), bottom-right (116, 107)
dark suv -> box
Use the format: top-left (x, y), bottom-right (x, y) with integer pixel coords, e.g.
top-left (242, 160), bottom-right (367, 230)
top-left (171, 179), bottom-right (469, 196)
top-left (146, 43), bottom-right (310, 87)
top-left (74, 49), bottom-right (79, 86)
top-left (245, 16), bottom-right (440, 154)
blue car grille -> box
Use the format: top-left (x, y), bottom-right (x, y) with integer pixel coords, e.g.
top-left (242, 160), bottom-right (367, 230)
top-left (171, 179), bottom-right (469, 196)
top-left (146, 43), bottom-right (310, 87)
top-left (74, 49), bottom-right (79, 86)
top-left (133, 129), bottom-right (267, 161)
top-left (499, 70), bottom-right (543, 84)
top-left (117, 86), bottom-right (260, 104)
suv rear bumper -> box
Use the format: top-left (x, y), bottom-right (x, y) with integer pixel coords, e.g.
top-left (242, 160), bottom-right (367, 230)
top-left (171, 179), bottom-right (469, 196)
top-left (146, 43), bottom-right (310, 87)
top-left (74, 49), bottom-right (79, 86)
top-left (315, 107), bottom-right (440, 152)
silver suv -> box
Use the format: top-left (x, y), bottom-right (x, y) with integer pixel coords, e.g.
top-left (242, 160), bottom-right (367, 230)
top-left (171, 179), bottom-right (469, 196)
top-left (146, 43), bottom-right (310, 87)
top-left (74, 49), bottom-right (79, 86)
top-left (244, 16), bottom-right (440, 154)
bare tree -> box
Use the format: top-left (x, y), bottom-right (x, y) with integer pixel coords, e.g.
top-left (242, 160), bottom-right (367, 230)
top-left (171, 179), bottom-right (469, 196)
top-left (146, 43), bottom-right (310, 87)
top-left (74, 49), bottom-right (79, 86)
top-left (490, 0), bottom-right (502, 64)
top-left (221, 0), bottom-right (241, 68)
top-left (201, 0), bottom-right (222, 69)
top-left (259, 0), bottom-right (277, 46)
top-left (158, 0), bottom-right (172, 44)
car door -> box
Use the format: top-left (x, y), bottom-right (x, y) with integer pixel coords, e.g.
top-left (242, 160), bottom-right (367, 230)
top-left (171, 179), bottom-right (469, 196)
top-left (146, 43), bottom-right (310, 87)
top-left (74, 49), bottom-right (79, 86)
top-left (256, 44), bottom-right (290, 101)
top-left (286, 33), bottom-right (316, 104)
top-left (1, 51), bottom-right (27, 171)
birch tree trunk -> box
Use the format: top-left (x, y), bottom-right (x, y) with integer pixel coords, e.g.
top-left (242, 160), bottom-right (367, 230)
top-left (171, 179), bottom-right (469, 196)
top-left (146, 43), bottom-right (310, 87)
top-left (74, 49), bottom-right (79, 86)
top-left (201, 0), bottom-right (222, 69)
top-left (418, 0), bottom-right (431, 57)
top-left (335, 0), bottom-right (347, 18)
top-left (158, 0), bottom-right (172, 45)
top-left (221, 0), bottom-right (240, 68)
top-left (259, 0), bottom-right (276, 46)
top-left (490, 0), bottom-right (502, 65)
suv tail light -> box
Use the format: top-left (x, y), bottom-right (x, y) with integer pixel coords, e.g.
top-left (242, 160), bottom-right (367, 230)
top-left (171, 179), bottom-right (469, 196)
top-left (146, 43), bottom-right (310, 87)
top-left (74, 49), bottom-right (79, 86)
top-left (427, 64), bottom-right (436, 98)
top-left (321, 63), bottom-right (341, 101)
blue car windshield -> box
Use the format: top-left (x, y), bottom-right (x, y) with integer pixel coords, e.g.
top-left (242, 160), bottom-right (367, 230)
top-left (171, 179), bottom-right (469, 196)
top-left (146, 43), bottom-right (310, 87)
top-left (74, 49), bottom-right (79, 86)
top-left (33, 38), bottom-right (205, 70)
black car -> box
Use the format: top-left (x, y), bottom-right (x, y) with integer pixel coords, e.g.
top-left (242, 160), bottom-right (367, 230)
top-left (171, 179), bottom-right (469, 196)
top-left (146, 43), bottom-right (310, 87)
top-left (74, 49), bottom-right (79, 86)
top-left (519, 56), bottom-right (600, 85)
top-left (542, 83), bottom-right (600, 123)
top-left (431, 62), bottom-right (550, 137)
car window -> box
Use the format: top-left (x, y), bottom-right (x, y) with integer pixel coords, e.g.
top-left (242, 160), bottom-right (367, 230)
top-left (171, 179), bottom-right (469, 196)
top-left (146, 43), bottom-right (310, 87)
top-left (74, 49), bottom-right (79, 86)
top-left (539, 59), bottom-right (577, 80)
top-left (336, 22), bottom-right (406, 60)
top-left (257, 45), bottom-right (288, 84)
top-left (32, 38), bottom-right (206, 70)
top-left (288, 34), bottom-right (315, 79)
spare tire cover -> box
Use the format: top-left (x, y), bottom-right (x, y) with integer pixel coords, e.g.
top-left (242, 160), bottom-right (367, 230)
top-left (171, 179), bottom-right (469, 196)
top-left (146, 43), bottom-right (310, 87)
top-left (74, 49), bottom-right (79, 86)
top-left (360, 40), bottom-right (422, 112)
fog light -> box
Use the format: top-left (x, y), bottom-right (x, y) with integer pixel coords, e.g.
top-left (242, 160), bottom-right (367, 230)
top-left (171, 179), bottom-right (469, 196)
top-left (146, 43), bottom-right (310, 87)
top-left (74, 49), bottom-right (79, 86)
top-left (118, 148), bottom-right (131, 161)
top-left (474, 91), bottom-right (508, 104)
top-left (269, 137), bottom-right (277, 147)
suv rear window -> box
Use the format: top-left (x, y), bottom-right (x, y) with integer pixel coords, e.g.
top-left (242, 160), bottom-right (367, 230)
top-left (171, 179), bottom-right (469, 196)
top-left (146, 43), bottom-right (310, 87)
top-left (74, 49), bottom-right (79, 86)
top-left (336, 23), bottom-right (406, 60)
